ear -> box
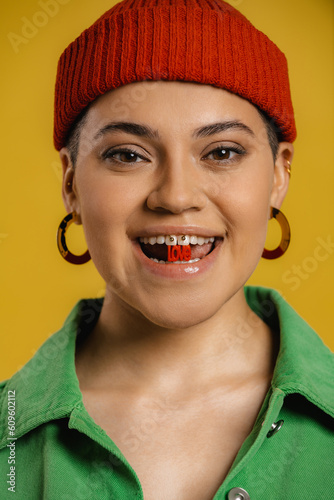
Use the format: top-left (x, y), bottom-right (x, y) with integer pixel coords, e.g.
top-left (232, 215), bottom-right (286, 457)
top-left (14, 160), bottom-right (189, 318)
top-left (269, 142), bottom-right (294, 210)
top-left (59, 148), bottom-right (82, 224)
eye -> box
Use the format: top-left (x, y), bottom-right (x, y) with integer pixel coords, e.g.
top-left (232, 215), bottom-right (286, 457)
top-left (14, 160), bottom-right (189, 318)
top-left (102, 147), bottom-right (147, 164)
top-left (202, 144), bottom-right (246, 164)
top-left (207, 148), bottom-right (232, 160)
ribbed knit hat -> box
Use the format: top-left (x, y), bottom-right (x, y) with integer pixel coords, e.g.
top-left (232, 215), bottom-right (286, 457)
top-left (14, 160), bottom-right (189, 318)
top-left (54, 0), bottom-right (296, 151)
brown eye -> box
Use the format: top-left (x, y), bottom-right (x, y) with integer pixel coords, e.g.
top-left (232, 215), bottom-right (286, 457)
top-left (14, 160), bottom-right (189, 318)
top-left (210, 148), bottom-right (231, 160)
top-left (102, 148), bottom-right (147, 164)
top-left (117, 151), bottom-right (139, 162)
top-left (202, 144), bottom-right (245, 164)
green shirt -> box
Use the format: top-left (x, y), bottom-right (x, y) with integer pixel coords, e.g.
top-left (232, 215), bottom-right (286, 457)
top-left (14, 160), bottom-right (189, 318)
top-left (0, 287), bottom-right (333, 499)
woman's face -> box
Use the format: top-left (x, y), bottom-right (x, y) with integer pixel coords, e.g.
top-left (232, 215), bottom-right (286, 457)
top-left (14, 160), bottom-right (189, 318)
top-left (61, 81), bottom-right (292, 329)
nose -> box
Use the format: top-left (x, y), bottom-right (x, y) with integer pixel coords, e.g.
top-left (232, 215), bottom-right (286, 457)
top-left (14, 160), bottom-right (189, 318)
top-left (146, 156), bottom-right (207, 214)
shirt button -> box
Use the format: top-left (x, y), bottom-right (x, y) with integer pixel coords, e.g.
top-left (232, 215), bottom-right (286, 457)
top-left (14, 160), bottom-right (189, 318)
top-left (228, 487), bottom-right (250, 500)
top-left (267, 419), bottom-right (284, 438)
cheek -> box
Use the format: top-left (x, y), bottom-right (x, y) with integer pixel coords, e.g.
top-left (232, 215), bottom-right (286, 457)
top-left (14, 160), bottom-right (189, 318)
top-left (75, 173), bottom-right (142, 264)
top-left (77, 169), bottom-right (142, 225)
top-left (215, 169), bottom-right (272, 252)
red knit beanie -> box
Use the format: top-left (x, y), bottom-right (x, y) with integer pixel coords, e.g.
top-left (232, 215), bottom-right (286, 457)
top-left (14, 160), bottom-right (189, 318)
top-left (54, 0), bottom-right (296, 151)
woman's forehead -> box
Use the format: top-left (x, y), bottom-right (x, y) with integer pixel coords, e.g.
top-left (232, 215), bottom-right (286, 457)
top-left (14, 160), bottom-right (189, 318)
top-left (86, 81), bottom-right (264, 134)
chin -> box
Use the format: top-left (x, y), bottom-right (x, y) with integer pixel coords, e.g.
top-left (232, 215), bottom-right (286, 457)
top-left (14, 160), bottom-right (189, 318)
top-left (141, 308), bottom-right (213, 330)
top-left (124, 287), bottom-right (233, 331)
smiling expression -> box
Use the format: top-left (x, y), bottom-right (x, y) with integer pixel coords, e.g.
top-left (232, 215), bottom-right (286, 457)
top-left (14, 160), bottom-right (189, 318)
top-left (61, 81), bottom-right (292, 328)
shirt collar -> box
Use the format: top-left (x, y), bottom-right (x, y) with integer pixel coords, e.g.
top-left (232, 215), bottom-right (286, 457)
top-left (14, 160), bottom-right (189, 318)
top-left (1, 287), bottom-right (333, 448)
top-left (0, 298), bottom-right (103, 448)
top-left (245, 286), bottom-right (334, 418)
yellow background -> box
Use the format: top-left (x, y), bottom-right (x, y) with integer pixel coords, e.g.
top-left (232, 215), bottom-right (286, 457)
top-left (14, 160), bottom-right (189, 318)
top-left (1, 0), bottom-right (333, 380)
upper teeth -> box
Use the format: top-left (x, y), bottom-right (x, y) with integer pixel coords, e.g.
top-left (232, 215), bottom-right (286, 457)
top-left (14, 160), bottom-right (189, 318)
top-left (139, 235), bottom-right (215, 246)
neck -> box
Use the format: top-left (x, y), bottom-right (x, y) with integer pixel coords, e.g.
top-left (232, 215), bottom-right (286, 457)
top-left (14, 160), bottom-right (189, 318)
top-left (75, 287), bottom-right (278, 398)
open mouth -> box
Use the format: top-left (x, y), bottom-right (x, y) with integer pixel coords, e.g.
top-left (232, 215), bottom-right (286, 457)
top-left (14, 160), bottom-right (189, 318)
top-left (139, 234), bottom-right (222, 264)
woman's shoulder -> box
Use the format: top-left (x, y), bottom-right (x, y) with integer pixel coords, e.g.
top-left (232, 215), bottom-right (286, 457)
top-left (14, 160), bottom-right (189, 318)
top-left (245, 285), bottom-right (333, 351)
top-left (0, 298), bottom-right (104, 445)
top-left (246, 285), bottom-right (334, 417)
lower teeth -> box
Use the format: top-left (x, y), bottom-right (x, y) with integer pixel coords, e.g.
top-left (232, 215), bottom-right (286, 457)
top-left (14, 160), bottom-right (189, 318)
top-left (150, 258), bottom-right (201, 264)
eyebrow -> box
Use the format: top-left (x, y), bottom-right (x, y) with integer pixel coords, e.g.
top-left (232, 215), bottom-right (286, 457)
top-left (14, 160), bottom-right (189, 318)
top-left (94, 122), bottom-right (160, 141)
top-left (93, 120), bottom-right (255, 142)
top-left (193, 121), bottom-right (255, 138)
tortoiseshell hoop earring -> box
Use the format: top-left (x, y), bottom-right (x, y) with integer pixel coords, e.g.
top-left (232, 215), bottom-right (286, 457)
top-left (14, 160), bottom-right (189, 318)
top-left (262, 207), bottom-right (291, 259)
top-left (57, 211), bottom-right (91, 265)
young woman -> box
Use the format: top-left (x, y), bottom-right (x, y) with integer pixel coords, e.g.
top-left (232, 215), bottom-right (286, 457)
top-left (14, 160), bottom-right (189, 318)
top-left (1, 1), bottom-right (333, 499)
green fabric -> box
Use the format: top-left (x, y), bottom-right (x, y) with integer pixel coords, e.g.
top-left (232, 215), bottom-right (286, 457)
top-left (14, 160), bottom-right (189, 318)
top-left (0, 287), bottom-right (333, 499)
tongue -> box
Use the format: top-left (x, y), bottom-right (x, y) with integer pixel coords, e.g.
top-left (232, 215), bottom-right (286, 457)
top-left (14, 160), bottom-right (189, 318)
top-left (190, 243), bottom-right (213, 259)
top-left (141, 243), bottom-right (213, 261)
